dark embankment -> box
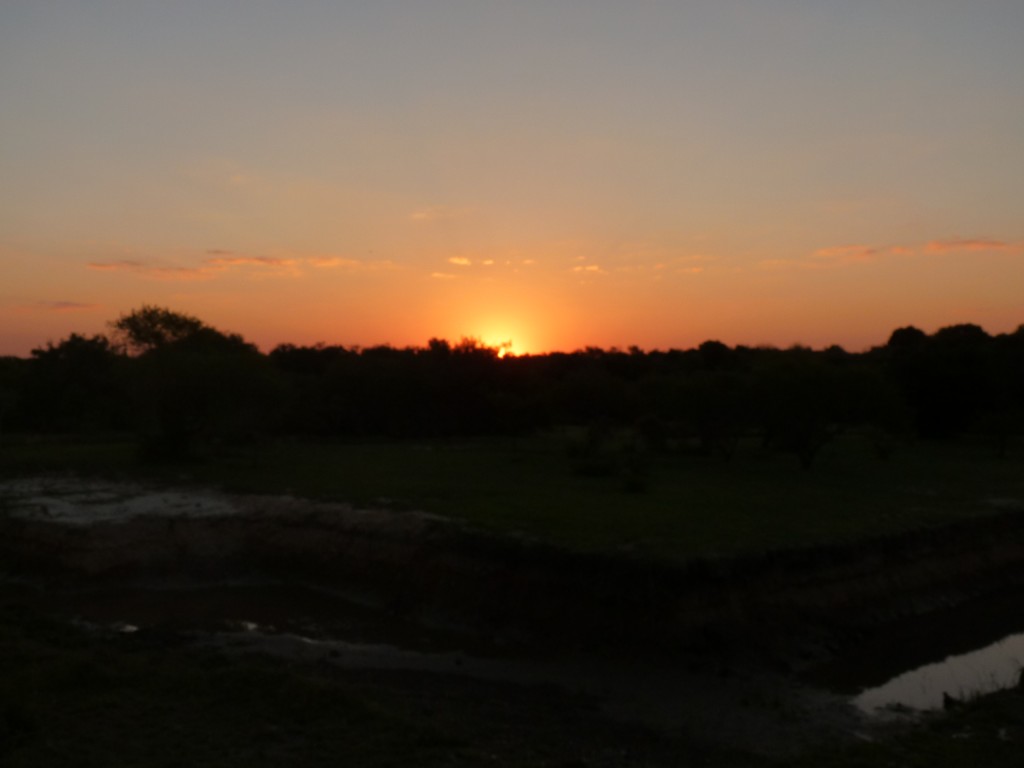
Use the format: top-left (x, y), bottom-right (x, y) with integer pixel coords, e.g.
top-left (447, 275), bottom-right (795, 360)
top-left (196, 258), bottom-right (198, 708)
top-left (4, 491), bottom-right (1024, 659)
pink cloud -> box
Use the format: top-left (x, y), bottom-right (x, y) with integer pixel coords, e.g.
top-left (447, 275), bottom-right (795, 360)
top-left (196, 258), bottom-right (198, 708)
top-left (204, 255), bottom-right (298, 267)
top-left (87, 260), bottom-right (213, 281)
top-left (308, 257), bottom-right (354, 268)
top-left (924, 237), bottom-right (1023, 254)
top-left (803, 236), bottom-right (1022, 268)
top-left (88, 252), bottom-right (395, 282)
top-left (91, 253), bottom-right (303, 281)
top-left (306, 256), bottom-right (396, 272)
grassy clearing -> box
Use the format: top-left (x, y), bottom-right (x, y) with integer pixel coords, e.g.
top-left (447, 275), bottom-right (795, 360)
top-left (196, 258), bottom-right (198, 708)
top-left (3, 431), bottom-right (1023, 562)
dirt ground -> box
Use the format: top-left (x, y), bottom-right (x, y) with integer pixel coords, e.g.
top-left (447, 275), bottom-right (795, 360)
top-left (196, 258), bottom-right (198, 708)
top-left (3, 474), bottom-right (1022, 763)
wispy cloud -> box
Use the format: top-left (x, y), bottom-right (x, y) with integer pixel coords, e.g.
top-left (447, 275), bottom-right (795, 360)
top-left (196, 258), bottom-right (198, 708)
top-left (924, 237), bottom-right (1023, 254)
top-left (651, 254), bottom-right (716, 274)
top-left (430, 272), bottom-right (457, 280)
top-left (88, 251), bottom-right (394, 281)
top-left (813, 245), bottom-right (883, 263)
top-left (761, 235), bottom-right (1020, 272)
top-left (808, 236), bottom-right (1021, 266)
top-left (572, 264), bottom-right (607, 275)
top-left (448, 257), bottom-right (472, 266)
top-left (151, 267), bottom-right (215, 280)
top-left (87, 260), bottom-right (212, 281)
top-left (308, 257), bottom-right (357, 268)
top-left (205, 254), bottom-right (298, 268)
top-left (813, 244), bottom-right (918, 264)
top-left (34, 301), bottom-right (101, 313)
top-left (302, 255), bottom-right (396, 272)
top-left (758, 245), bottom-right (896, 271)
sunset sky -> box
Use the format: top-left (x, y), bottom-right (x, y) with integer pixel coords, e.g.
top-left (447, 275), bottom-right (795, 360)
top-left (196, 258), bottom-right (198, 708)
top-left (2, 1), bottom-right (1022, 356)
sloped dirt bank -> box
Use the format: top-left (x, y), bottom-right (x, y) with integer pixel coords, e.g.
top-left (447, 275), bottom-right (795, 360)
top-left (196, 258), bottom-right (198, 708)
top-left (8, 476), bottom-right (1024, 759)
top-left (3, 476), bottom-right (1024, 660)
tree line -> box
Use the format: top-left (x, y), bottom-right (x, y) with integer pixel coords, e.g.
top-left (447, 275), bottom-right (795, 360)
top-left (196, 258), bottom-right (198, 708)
top-left (1, 306), bottom-right (1021, 466)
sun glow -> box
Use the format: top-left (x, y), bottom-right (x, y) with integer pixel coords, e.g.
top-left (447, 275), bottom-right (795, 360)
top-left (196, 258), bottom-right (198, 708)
top-left (477, 325), bottom-right (534, 358)
top-left (428, 282), bottom-right (564, 357)
top-left (479, 334), bottom-right (517, 358)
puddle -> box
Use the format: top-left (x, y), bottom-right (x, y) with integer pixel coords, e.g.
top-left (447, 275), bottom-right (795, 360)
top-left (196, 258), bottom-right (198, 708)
top-left (0, 477), bottom-right (239, 524)
top-left (854, 632), bottom-right (1024, 713)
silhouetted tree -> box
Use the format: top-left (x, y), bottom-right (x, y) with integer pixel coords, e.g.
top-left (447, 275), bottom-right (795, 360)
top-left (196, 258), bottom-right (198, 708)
top-left (269, 343), bottom-right (353, 435)
top-left (697, 340), bottom-right (733, 371)
top-left (0, 357), bottom-right (28, 435)
top-left (977, 326), bottom-right (1024, 456)
top-left (758, 350), bottom-right (848, 469)
top-left (117, 309), bottom-right (278, 459)
top-left (905, 324), bottom-right (994, 439)
top-left (109, 305), bottom-right (209, 355)
top-left (681, 370), bottom-right (751, 460)
top-left (887, 325), bottom-right (928, 351)
top-left (6, 309), bottom-right (1021, 462)
top-left (18, 334), bottom-right (126, 432)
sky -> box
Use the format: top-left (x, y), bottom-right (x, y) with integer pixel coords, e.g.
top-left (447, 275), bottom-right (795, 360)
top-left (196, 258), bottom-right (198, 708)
top-left (2, 1), bottom-right (1023, 356)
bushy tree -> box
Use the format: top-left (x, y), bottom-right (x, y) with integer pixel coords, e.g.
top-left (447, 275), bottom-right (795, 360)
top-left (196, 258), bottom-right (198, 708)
top-left (0, 357), bottom-right (28, 435)
top-left (19, 334), bottom-right (126, 432)
top-left (109, 305), bottom-right (208, 355)
top-left (113, 308), bottom-right (279, 459)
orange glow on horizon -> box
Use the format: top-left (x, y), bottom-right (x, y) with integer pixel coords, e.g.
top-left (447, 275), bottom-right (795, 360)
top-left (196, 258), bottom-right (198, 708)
top-left (476, 332), bottom-right (524, 358)
top-left (433, 288), bottom-right (555, 357)
top-left (470, 310), bottom-right (552, 357)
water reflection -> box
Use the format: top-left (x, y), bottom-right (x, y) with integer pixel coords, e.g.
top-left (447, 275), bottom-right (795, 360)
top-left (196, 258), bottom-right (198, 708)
top-left (855, 632), bottom-right (1024, 712)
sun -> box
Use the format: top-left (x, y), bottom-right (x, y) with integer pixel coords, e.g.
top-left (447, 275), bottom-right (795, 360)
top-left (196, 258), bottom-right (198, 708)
top-left (480, 335), bottom-right (516, 358)
top-left (477, 325), bottom-right (535, 357)
top-left (450, 301), bottom-right (546, 357)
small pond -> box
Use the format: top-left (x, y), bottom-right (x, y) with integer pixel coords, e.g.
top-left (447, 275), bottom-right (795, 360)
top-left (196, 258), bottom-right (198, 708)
top-left (854, 631), bottom-right (1024, 713)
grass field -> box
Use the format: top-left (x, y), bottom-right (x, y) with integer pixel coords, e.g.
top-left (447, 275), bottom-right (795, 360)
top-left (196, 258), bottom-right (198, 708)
top-left (3, 430), bottom-right (1022, 562)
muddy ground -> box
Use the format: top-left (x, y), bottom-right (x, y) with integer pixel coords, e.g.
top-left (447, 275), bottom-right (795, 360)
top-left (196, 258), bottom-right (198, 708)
top-left (3, 475), bottom-right (1024, 763)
